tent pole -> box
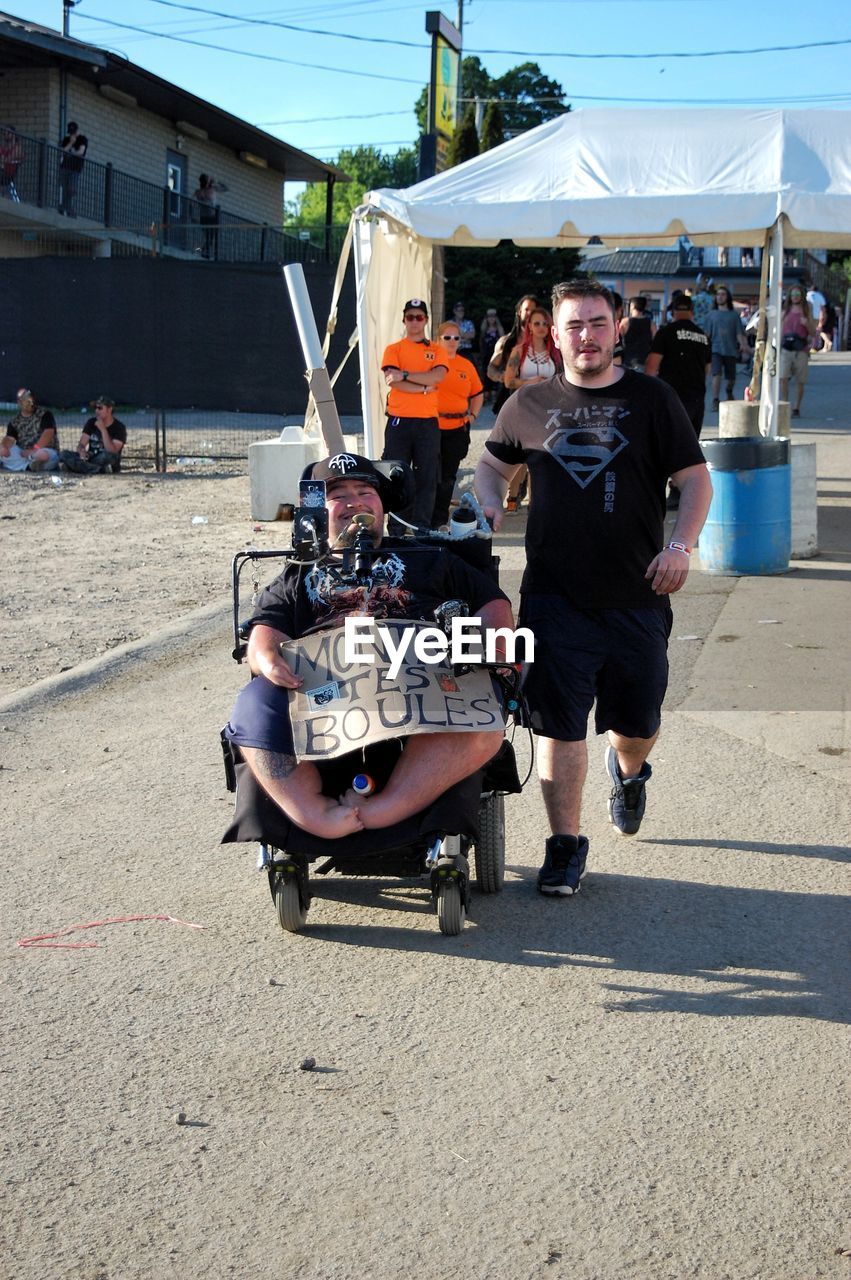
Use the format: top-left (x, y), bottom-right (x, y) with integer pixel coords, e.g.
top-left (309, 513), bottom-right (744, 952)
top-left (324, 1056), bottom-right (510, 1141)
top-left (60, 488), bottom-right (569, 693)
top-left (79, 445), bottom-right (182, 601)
top-left (353, 215), bottom-right (379, 456)
top-left (759, 215), bottom-right (784, 438)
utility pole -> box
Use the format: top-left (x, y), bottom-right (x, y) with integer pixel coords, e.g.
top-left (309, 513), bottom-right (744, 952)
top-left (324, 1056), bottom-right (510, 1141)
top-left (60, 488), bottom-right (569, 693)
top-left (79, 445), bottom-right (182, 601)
top-left (59, 0), bottom-right (74, 139)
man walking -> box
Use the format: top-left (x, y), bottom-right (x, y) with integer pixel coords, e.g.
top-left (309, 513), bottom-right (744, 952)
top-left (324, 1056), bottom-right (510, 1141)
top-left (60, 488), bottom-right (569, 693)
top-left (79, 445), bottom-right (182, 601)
top-left (645, 292), bottom-right (711, 508)
top-left (381, 298), bottom-right (448, 529)
top-left (474, 280), bottom-right (712, 896)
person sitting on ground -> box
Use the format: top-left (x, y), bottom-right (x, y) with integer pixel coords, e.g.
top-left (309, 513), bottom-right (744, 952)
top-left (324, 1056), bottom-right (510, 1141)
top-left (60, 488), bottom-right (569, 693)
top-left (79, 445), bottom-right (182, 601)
top-left (59, 397), bottom-right (126, 474)
top-left (223, 453), bottom-right (514, 840)
top-left (1, 388), bottom-right (59, 472)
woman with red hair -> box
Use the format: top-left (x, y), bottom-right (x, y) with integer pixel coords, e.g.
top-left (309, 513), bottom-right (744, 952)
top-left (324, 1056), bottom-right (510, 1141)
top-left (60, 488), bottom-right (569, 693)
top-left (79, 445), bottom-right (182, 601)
top-left (501, 307), bottom-right (561, 512)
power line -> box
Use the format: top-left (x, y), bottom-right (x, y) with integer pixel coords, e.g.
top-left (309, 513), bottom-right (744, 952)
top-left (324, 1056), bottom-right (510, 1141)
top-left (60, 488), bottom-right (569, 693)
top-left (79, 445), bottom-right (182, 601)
top-left (74, 12), bottom-right (425, 84)
top-left (257, 110), bottom-right (415, 125)
top-left (99, 0), bottom-right (851, 60)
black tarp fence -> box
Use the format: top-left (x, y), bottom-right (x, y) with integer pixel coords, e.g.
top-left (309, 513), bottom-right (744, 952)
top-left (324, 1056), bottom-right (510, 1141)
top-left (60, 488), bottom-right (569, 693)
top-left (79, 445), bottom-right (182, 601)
top-left (0, 255), bottom-right (360, 417)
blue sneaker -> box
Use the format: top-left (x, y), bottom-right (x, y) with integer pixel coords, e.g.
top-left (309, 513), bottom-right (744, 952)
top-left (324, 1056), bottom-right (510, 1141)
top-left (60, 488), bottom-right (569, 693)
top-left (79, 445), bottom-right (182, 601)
top-left (537, 835), bottom-right (589, 896)
top-left (605, 745), bottom-right (651, 836)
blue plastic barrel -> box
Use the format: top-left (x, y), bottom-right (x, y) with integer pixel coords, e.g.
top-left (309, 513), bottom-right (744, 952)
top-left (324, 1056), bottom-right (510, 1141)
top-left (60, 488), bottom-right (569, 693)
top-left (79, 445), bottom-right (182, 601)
top-left (701, 437), bottom-right (791, 575)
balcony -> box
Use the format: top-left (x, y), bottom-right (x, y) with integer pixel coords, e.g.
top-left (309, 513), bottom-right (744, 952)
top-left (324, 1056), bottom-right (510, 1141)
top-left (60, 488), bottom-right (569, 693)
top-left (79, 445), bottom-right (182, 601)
top-left (0, 127), bottom-right (347, 264)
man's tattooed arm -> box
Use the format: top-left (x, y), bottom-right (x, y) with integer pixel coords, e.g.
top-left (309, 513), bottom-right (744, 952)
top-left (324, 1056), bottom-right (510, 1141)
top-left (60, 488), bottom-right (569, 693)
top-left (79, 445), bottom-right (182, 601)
top-left (253, 750), bottom-right (298, 781)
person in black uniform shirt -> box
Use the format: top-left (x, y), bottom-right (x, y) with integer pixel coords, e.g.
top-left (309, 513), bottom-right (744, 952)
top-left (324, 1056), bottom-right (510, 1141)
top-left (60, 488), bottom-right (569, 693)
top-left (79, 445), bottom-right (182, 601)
top-left (223, 453), bottom-right (514, 840)
top-left (645, 292), bottom-right (711, 508)
top-left (474, 280), bottom-right (712, 897)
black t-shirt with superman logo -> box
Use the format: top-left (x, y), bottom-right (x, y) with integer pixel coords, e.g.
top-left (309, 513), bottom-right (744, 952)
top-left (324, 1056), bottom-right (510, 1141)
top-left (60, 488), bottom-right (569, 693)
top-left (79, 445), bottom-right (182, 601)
top-left (486, 370), bottom-right (705, 610)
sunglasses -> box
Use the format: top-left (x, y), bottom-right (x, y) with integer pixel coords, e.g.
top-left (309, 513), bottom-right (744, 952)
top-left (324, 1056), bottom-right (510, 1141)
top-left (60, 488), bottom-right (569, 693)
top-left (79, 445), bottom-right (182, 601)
top-left (404, 313), bottom-right (426, 321)
top-left (441, 334), bottom-right (461, 341)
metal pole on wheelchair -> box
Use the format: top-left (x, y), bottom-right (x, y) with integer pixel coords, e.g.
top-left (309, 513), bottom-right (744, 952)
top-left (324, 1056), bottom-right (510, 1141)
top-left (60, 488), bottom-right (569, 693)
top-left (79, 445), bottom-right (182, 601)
top-left (283, 263), bottom-right (346, 456)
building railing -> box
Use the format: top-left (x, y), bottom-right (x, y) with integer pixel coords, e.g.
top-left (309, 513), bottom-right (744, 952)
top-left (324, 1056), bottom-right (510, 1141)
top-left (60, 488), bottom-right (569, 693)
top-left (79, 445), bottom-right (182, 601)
top-left (0, 128), bottom-right (347, 264)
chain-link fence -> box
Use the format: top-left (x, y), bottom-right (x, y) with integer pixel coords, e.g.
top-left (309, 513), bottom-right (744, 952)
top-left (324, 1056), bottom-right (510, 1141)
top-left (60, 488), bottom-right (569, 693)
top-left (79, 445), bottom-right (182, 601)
top-left (2, 405), bottom-right (364, 473)
top-left (53, 408), bottom-right (297, 471)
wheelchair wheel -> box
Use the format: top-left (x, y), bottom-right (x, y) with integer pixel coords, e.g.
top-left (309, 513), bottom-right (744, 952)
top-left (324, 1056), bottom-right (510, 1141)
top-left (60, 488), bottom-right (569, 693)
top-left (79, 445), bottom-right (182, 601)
top-left (474, 792), bottom-right (505, 893)
top-left (275, 876), bottom-right (309, 933)
top-left (436, 881), bottom-right (466, 936)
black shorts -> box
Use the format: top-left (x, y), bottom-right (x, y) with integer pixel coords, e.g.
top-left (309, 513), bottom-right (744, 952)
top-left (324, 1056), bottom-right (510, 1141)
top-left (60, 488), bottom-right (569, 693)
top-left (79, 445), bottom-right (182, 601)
top-left (711, 353), bottom-right (737, 381)
top-left (223, 675), bottom-right (295, 755)
top-left (518, 594), bottom-right (672, 742)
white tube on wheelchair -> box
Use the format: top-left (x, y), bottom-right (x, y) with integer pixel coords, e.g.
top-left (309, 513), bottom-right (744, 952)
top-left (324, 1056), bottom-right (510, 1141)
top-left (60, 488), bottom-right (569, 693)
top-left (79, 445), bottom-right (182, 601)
top-left (283, 263), bottom-right (325, 370)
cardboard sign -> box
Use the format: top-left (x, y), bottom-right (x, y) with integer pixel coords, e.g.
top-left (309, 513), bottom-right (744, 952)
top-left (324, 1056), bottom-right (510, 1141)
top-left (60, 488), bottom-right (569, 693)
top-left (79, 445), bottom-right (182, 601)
top-left (282, 621), bottom-right (504, 761)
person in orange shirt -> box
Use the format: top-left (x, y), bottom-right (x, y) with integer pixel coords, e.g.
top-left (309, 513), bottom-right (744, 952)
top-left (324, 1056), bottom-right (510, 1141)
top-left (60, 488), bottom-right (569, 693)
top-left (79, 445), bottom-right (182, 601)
top-left (381, 298), bottom-right (448, 529)
top-left (432, 321), bottom-right (484, 527)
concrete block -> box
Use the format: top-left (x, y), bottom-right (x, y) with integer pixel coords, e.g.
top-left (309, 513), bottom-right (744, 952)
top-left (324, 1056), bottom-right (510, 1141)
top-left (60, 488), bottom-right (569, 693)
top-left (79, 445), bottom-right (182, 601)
top-left (248, 430), bottom-right (361, 520)
top-left (719, 400), bottom-right (791, 438)
top-left (248, 431), bottom-right (324, 520)
top-left (791, 441), bottom-right (818, 559)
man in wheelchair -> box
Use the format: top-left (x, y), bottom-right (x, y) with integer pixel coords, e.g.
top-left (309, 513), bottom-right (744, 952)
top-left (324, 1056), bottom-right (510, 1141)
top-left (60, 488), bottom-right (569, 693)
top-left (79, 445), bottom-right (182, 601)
top-left (222, 453), bottom-right (516, 840)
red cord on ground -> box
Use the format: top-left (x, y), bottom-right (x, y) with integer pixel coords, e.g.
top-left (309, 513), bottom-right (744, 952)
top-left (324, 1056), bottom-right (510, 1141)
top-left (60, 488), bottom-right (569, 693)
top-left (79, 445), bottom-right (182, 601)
top-left (16, 914), bottom-right (205, 949)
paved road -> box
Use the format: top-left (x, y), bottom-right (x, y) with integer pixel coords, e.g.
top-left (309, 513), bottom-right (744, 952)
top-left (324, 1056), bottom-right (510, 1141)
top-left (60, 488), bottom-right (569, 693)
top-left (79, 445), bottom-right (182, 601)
top-left (2, 357), bottom-right (849, 1280)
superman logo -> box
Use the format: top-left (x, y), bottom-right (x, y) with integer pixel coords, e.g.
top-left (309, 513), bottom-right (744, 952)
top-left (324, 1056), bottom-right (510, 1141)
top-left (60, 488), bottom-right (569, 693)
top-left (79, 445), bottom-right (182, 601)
top-left (543, 410), bottom-right (629, 489)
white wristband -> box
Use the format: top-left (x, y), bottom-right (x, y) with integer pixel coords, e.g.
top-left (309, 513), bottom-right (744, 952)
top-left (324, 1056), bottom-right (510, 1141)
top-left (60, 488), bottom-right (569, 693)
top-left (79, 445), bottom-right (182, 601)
top-left (667, 541), bottom-right (691, 556)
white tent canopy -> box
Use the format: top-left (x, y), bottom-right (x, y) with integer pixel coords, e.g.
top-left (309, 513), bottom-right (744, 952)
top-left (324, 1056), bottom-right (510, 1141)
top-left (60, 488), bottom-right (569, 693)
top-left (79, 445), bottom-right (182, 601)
top-left (352, 108), bottom-right (851, 448)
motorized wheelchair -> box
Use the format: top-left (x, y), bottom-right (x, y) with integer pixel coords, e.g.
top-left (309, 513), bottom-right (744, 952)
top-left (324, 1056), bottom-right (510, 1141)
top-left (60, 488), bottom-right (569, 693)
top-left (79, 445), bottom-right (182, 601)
top-left (220, 459), bottom-right (525, 937)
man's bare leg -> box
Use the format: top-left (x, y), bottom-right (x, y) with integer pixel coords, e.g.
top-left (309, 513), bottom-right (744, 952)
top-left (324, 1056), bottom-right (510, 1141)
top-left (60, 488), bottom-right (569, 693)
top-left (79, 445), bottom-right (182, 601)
top-left (343, 731), bottom-right (501, 830)
top-left (242, 747), bottom-right (363, 838)
top-left (538, 736), bottom-right (587, 835)
top-left (607, 730), bottom-right (658, 779)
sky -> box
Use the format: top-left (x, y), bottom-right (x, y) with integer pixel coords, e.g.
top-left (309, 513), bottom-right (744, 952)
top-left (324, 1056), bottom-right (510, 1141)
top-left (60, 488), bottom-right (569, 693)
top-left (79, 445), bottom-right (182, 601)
top-left (7, 0), bottom-right (851, 168)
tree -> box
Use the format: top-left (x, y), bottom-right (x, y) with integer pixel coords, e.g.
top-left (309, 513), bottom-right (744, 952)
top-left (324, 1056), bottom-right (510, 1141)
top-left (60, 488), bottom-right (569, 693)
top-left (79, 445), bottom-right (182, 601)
top-left (826, 250), bottom-right (851, 288)
top-left (447, 104), bottom-right (479, 167)
top-left (479, 101), bottom-right (505, 153)
top-left (444, 241), bottom-right (583, 336)
top-left (491, 63), bottom-right (567, 135)
top-left (415, 56), bottom-right (566, 140)
top-left (413, 61), bottom-right (576, 328)
top-left (286, 145), bottom-right (417, 226)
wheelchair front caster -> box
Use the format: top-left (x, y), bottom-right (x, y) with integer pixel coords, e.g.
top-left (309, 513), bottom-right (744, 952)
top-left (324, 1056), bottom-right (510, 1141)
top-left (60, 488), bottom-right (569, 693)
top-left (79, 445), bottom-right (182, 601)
top-left (436, 879), bottom-right (466, 935)
top-left (270, 856), bottom-right (311, 933)
top-left (430, 837), bottom-right (470, 935)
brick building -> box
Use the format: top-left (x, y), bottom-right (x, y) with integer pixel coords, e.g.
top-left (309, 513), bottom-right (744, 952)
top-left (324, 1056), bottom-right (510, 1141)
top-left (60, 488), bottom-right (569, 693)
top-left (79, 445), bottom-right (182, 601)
top-left (0, 10), bottom-right (359, 413)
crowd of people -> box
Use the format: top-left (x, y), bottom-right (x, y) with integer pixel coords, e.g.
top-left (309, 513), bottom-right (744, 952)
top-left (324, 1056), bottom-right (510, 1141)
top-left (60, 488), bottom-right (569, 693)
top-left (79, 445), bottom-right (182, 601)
top-left (1, 390), bottom-right (126, 474)
top-left (6, 273), bottom-right (836, 900)
top-left (236, 276), bottom-right (715, 896)
top-left (364, 272), bottom-right (842, 890)
top-left (374, 275), bottom-right (841, 531)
